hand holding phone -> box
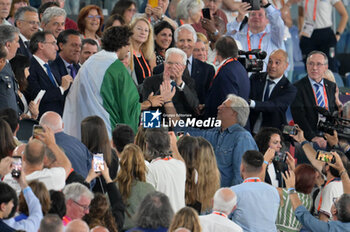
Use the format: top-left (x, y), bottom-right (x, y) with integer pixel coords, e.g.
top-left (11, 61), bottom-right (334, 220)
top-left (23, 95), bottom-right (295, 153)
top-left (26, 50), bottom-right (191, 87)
top-left (11, 156), bottom-right (22, 178)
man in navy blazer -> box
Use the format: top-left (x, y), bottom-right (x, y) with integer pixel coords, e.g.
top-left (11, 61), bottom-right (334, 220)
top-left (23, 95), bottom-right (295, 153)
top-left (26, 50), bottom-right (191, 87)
top-left (249, 49), bottom-right (297, 134)
top-left (50, 29), bottom-right (81, 79)
top-left (291, 51), bottom-right (337, 149)
top-left (14, 6), bottom-right (40, 58)
top-left (205, 36), bottom-right (249, 118)
top-left (153, 24), bottom-right (215, 106)
top-left (24, 31), bottom-right (73, 119)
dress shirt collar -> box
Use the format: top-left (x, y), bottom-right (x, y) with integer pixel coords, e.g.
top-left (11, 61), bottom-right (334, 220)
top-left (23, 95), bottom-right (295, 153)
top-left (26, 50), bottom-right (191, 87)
top-left (225, 123), bottom-right (241, 134)
top-left (187, 55), bottom-right (193, 65)
top-left (248, 27), bottom-right (268, 36)
top-left (33, 54), bottom-right (47, 67)
top-left (308, 76), bottom-right (324, 87)
top-left (266, 75), bottom-right (283, 85)
top-left (19, 33), bottom-right (29, 43)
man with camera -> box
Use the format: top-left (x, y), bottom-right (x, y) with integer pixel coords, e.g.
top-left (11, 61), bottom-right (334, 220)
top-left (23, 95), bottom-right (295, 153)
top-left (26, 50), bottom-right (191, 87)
top-left (248, 49), bottom-right (297, 134)
top-left (226, 0), bottom-right (285, 71)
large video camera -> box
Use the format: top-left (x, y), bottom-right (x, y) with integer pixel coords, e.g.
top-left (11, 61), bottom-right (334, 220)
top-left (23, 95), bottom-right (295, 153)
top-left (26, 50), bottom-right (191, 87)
top-left (238, 49), bottom-right (267, 73)
top-left (316, 106), bottom-right (350, 140)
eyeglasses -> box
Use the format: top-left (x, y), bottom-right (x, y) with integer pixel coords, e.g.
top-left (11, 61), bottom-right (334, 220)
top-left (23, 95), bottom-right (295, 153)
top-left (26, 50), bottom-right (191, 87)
top-left (73, 200), bottom-right (90, 211)
top-left (43, 41), bottom-right (57, 46)
top-left (87, 15), bottom-right (101, 19)
top-left (20, 20), bottom-right (40, 26)
top-left (307, 62), bottom-right (326, 67)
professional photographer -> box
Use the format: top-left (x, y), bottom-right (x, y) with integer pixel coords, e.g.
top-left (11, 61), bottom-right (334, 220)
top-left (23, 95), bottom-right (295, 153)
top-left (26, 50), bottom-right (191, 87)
top-left (226, 0), bottom-right (285, 71)
top-left (249, 49), bottom-right (297, 134)
top-left (290, 125), bottom-right (350, 222)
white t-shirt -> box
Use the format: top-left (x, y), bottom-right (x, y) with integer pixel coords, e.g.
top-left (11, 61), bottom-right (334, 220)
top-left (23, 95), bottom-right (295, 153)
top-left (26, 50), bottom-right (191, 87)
top-left (146, 158), bottom-right (186, 213)
top-left (3, 167), bottom-right (66, 195)
top-left (314, 179), bottom-right (343, 218)
top-left (299, 0), bottom-right (340, 29)
top-left (200, 213), bottom-right (243, 232)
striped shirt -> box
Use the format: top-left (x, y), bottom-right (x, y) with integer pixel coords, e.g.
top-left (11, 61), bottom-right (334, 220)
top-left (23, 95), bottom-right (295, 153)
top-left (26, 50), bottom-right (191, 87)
top-left (276, 189), bottom-right (312, 232)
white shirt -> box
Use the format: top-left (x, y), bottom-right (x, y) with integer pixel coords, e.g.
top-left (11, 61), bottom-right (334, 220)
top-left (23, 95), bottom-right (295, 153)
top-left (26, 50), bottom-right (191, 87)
top-left (200, 213), bottom-right (243, 232)
top-left (146, 158), bottom-right (186, 213)
top-left (3, 167), bottom-right (66, 196)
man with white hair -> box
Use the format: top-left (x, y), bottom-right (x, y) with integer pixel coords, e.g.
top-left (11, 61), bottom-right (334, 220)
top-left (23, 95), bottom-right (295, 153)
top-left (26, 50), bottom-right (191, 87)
top-left (41, 6), bottom-right (66, 38)
top-left (0, 0), bottom-right (11, 25)
top-left (154, 24), bottom-right (215, 106)
top-left (142, 47), bottom-right (199, 116)
top-left (63, 183), bottom-right (94, 226)
top-left (166, 94), bottom-right (258, 187)
top-left (40, 111), bottom-right (92, 178)
top-left (200, 188), bottom-right (243, 232)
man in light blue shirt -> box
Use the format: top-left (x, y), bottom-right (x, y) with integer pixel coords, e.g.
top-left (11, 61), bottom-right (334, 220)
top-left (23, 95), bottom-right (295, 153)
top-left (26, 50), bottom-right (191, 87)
top-left (230, 150), bottom-right (280, 232)
top-left (226, 0), bottom-right (285, 71)
top-left (169, 94), bottom-right (258, 187)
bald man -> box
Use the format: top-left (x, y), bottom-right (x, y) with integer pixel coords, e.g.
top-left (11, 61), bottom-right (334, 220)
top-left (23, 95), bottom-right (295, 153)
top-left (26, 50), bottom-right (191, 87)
top-left (248, 49), bottom-right (297, 134)
top-left (199, 188), bottom-right (242, 232)
top-left (65, 219), bottom-right (89, 232)
top-left (39, 111), bottom-right (92, 178)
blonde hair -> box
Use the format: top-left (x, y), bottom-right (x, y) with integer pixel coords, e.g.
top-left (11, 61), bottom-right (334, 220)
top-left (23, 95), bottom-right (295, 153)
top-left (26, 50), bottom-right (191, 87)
top-left (129, 16), bottom-right (155, 71)
top-left (324, 69), bottom-right (336, 83)
top-left (195, 137), bottom-right (220, 211)
top-left (115, 144), bottom-right (146, 203)
top-left (168, 207), bottom-right (202, 232)
top-left (196, 32), bottom-right (208, 45)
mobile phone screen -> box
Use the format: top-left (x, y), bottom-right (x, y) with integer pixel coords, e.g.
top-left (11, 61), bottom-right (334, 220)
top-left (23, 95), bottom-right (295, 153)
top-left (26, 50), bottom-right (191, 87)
top-left (149, 0), bottom-right (158, 8)
top-left (316, 151), bottom-right (336, 164)
top-left (202, 8), bottom-right (211, 19)
top-left (93, 153), bottom-right (104, 172)
top-left (33, 125), bottom-right (44, 138)
top-left (11, 156), bottom-right (22, 178)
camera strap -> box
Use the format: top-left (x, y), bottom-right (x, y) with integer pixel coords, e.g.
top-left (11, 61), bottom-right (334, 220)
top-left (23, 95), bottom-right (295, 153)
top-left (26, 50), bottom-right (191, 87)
top-left (247, 28), bottom-right (267, 59)
top-left (304, 0), bottom-right (318, 21)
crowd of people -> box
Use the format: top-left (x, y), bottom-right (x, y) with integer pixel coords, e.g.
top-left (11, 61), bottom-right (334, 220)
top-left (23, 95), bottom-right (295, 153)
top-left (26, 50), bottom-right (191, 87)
top-left (0, 0), bottom-right (350, 231)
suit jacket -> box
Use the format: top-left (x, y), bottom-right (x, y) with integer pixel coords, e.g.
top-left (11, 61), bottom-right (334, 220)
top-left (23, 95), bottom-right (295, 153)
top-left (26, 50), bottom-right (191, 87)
top-left (291, 76), bottom-right (337, 140)
top-left (16, 37), bottom-right (32, 58)
top-left (205, 59), bottom-right (249, 118)
top-left (142, 73), bottom-right (199, 116)
top-left (24, 57), bottom-right (65, 118)
top-left (249, 72), bottom-right (297, 131)
top-left (153, 58), bottom-right (215, 104)
top-left (50, 54), bottom-right (80, 80)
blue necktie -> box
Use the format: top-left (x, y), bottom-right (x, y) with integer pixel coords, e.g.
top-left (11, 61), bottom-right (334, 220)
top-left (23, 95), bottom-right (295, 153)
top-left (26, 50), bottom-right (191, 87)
top-left (314, 83), bottom-right (325, 107)
top-left (68, 64), bottom-right (76, 79)
top-left (43, 63), bottom-right (57, 87)
top-left (171, 81), bottom-right (177, 91)
top-left (263, 79), bottom-right (273, 101)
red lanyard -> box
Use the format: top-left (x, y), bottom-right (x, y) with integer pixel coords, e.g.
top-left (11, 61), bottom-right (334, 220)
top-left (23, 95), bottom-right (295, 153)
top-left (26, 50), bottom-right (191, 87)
top-left (247, 27), bottom-right (267, 58)
top-left (317, 177), bottom-right (340, 211)
top-left (179, 19), bottom-right (184, 25)
top-left (312, 83), bottom-right (328, 110)
top-left (212, 211), bottom-right (228, 218)
top-left (243, 178), bottom-right (261, 183)
top-left (133, 51), bottom-right (151, 79)
top-left (305, 0), bottom-right (317, 21)
top-left (151, 156), bottom-right (173, 163)
top-left (210, 58), bottom-right (237, 87)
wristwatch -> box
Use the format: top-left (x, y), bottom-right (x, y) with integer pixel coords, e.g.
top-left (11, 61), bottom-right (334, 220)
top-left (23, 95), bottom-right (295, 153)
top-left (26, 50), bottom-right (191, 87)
top-left (287, 188), bottom-right (296, 195)
top-left (336, 31), bottom-right (341, 36)
top-left (263, 3), bottom-right (271, 8)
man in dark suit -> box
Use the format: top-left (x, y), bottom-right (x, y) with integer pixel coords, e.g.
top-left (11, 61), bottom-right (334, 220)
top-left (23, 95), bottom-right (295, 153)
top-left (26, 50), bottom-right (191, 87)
top-left (14, 6), bottom-right (40, 58)
top-left (249, 49), bottom-right (297, 134)
top-left (143, 47), bottom-right (199, 116)
top-left (205, 36), bottom-right (249, 118)
top-left (25, 31), bottom-right (73, 119)
top-left (153, 24), bottom-right (215, 106)
top-left (291, 51), bottom-right (337, 149)
top-left (50, 29), bottom-right (81, 80)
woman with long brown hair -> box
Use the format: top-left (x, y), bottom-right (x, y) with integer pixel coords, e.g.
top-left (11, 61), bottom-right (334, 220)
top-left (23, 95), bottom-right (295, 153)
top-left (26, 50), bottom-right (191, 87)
top-left (115, 144), bottom-right (155, 231)
top-left (81, 116), bottom-right (118, 193)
